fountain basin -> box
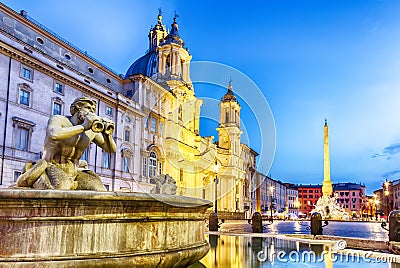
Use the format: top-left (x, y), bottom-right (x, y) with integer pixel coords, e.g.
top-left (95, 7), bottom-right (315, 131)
top-left (0, 189), bottom-right (212, 267)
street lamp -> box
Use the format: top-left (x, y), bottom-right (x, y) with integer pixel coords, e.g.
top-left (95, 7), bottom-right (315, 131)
top-left (384, 179), bottom-right (390, 222)
top-left (269, 185), bottom-right (275, 220)
top-left (214, 160), bottom-right (219, 214)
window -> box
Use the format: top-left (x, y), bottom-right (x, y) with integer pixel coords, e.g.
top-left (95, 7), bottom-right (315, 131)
top-left (80, 148), bottom-right (89, 161)
top-left (149, 152), bottom-right (157, 177)
top-left (225, 109), bottom-right (229, 123)
top-left (178, 105), bottom-right (182, 121)
top-left (315, 190), bottom-right (319, 193)
top-left (104, 185), bottom-right (110, 191)
top-left (36, 37), bottom-right (44, 45)
top-left (144, 116), bottom-right (148, 129)
top-left (124, 129), bottom-right (130, 142)
top-left (53, 102), bottom-right (62, 115)
top-left (150, 117), bottom-right (156, 133)
top-left (20, 66), bottom-right (33, 81)
top-left (123, 157), bottom-right (129, 172)
top-left (19, 89), bottom-right (30, 106)
top-left (103, 152), bottom-right (110, 169)
top-left (352, 192), bottom-right (355, 196)
top-left (158, 162), bottom-right (162, 175)
top-left (54, 82), bottom-right (63, 94)
top-left (159, 122), bottom-right (163, 135)
top-left (309, 190), bottom-right (313, 193)
top-left (180, 168), bottom-right (183, 182)
top-left (12, 117), bottom-right (35, 151)
top-left (106, 106), bottom-right (112, 116)
top-left (14, 171), bottom-right (22, 182)
top-left (16, 127), bottom-right (28, 150)
top-left (142, 157), bottom-right (147, 177)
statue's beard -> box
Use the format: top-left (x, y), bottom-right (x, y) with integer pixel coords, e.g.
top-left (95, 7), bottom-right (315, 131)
top-left (77, 111), bottom-right (88, 123)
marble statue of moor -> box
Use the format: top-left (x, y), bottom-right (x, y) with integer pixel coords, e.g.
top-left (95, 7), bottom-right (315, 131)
top-left (15, 97), bottom-right (116, 191)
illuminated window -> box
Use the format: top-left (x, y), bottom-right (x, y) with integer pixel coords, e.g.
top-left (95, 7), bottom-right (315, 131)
top-left (149, 152), bottom-right (157, 177)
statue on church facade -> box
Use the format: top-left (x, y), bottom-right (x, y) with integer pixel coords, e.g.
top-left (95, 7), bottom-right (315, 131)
top-left (14, 97), bottom-right (116, 191)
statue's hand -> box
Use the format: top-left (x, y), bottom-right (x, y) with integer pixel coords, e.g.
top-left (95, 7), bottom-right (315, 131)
top-left (82, 113), bottom-right (103, 132)
top-left (102, 118), bottom-right (115, 135)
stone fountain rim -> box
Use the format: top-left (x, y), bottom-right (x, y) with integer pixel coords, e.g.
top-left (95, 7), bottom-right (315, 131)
top-left (0, 189), bottom-right (213, 208)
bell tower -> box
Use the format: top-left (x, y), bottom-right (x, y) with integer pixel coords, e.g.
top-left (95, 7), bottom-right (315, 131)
top-left (148, 9), bottom-right (167, 52)
top-left (217, 80), bottom-right (242, 154)
top-left (156, 13), bottom-right (192, 85)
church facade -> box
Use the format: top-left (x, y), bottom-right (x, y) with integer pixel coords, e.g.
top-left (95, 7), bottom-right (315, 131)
top-left (0, 4), bottom-right (258, 217)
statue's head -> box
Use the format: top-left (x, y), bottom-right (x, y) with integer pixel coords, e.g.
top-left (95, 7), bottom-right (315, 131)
top-left (70, 97), bottom-right (97, 115)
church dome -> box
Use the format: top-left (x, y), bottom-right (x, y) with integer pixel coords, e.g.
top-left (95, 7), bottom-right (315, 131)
top-left (125, 51), bottom-right (158, 79)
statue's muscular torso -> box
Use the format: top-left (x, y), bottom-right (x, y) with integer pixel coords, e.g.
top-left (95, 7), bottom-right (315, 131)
top-left (42, 115), bottom-right (96, 165)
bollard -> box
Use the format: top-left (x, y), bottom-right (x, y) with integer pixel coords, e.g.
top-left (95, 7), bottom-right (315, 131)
top-left (389, 210), bottom-right (400, 242)
top-left (209, 212), bottom-right (219, 231)
top-left (311, 212), bottom-right (323, 236)
top-left (251, 212), bottom-right (263, 233)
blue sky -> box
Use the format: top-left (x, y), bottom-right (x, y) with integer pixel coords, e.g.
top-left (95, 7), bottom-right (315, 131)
top-left (2, 0), bottom-right (400, 194)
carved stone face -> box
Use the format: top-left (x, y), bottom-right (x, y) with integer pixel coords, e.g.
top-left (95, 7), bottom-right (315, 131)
top-left (76, 103), bottom-right (96, 123)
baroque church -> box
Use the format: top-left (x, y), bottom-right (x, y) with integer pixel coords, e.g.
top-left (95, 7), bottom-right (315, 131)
top-left (0, 4), bottom-right (257, 217)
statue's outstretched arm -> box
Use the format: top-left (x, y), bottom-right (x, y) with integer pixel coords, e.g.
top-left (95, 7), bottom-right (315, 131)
top-left (46, 116), bottom-right (85, 141)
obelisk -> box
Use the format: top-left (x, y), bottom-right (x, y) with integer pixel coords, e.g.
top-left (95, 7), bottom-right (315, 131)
top-left (322, 119), bottom-right (333, 196)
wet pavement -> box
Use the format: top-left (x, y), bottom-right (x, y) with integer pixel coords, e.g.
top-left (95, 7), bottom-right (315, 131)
top-left (217, 220), bottom-right (388, 241)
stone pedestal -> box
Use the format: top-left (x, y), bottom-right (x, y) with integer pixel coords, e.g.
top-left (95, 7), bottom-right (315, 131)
top-left (0, 189), bottom-right (212, 267)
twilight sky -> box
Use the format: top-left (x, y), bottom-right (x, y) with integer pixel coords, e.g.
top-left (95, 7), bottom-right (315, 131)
top-left (2, 0), bottom-right (400, 194)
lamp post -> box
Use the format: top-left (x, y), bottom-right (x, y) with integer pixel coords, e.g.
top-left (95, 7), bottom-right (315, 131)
top-left (269, 185), bottom-right (275, 221)
top-left (368, 198), bottom-right (373, 221)
top-left (374, 194), bottom-right (379, 221)
top-left (214, 160), bottom-right (219, 214)
top-left (384, 179), bottom-right (390, 222)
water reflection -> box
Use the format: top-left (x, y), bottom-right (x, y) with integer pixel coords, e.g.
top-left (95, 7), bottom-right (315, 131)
top-left (192, 234), bottom-right (394, 268)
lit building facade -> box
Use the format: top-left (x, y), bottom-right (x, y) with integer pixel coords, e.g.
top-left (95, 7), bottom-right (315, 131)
top-left (296, 184), bottom-right (322, 216)
top-left (253, 173), bottom-right (287, 216)
top-left (0, 4), bottom-right (258, 217)
top-left (284, 183), bottom-right (299, 216)
top-left (332, 182), bottom-right (366, 217)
